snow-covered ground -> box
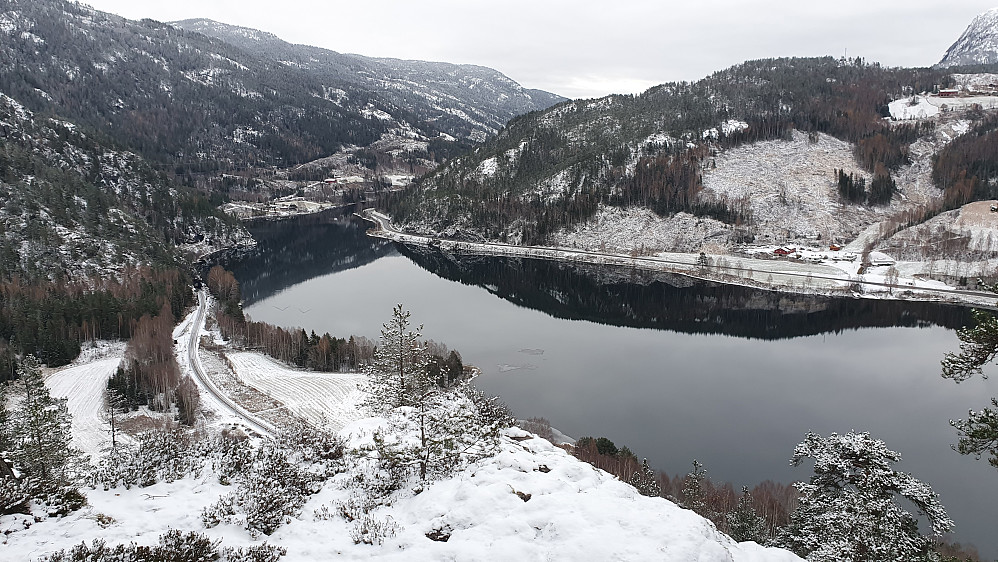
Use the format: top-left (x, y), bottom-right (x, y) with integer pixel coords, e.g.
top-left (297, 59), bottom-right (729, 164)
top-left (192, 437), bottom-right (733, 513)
top-left (7, 286), bottom-right (805, 560)
top-left (227, 351), bottom-right (366, 432)
top-left (1, 423), bottom-right (801, 561)
top-left (43, 342), bottom-right (126, 458)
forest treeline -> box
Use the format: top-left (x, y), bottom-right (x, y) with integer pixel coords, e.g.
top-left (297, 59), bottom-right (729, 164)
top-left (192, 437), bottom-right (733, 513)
top-left (0, 267), bottom-right (193, 378)
top-left (204, 266), bottom-right (464, 379)
top-left (107, 303), bottom-right (200, 425)
top-left (933, 112), bottom-right (998, 209)
top-left (560, 429), bottom-right (981, 559)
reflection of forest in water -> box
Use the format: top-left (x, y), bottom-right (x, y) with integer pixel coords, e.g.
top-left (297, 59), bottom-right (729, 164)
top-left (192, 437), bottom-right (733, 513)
top-left (398, 245), bottom-right (974, 340)
top-left (228, 210), bottom-right (973, 339)
top-left (226, 209), bottom-right (395, 306)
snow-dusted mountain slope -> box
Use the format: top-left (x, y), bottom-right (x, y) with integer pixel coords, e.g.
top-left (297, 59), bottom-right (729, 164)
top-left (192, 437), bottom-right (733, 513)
top-left (173, 19), bottom-right (566, 143)
top-left (938, 8), bottom-right (998, 67)
top-left (0, 91), bottom-right (248, 280)
top-left (0, 0), bottom-right (563, 173)
top-left (392, 57), bottom-right (954, 247)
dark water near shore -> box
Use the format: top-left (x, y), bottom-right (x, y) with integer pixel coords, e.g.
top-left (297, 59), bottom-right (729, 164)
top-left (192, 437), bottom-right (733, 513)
top-left (229, 211), bottom-right (998, 557)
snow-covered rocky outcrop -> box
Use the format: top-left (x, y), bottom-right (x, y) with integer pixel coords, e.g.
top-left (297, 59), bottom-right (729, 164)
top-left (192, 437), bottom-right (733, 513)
top-left (2, 420), bottom-right (802, 561)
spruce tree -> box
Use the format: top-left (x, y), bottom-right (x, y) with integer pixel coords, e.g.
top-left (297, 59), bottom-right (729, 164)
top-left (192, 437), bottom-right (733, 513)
top-left (726, 486), bottom-right (767, 544)
top-left (628, 458), bottom-right (661, 497)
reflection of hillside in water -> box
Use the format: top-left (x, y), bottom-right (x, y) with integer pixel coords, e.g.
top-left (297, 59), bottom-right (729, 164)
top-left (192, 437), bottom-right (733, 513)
top-left (399, 246), bottom-right (973, 340)
top-left (228, 210), bottom-right (395, 306)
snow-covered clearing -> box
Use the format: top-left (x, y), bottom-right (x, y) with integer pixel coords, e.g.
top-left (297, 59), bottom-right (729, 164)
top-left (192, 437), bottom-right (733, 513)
top-left (227, 351), bottom-right (365, 432)
top-left (550, 206), bottom-right (731, 254)
top-left (1, 423), bottom-right (801, 561)
top-left (44, 347), bottom-right (124, 458)
top-left (888, 96), bottom-right (940, 120)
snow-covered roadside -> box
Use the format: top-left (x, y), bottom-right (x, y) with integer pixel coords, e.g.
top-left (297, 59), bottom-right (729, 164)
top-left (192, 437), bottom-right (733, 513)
top-left (365, 210), bottom-right (998, 308)
top-left (43, 342), bottom-right (126, 458)
top-left (1, 423), bottom-right (802, 561)
top-left (175, 292), bottom-right (276, 436)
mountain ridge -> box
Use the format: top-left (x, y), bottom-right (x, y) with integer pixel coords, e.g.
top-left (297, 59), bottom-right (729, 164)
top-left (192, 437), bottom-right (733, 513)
top-left (938, 7), bottom-right (998, 67)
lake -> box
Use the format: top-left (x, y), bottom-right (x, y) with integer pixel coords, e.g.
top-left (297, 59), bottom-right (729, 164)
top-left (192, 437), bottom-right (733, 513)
top-left (229, 210), bottom-right (998, 557)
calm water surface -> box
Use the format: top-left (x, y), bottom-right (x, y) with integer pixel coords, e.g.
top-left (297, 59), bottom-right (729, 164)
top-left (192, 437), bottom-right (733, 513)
top-left (229, 212), bottom-right (998, 557)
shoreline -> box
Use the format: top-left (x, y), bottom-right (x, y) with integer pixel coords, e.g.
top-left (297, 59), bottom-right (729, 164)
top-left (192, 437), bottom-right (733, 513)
top-left (360, 209), bottom-right (998, 310)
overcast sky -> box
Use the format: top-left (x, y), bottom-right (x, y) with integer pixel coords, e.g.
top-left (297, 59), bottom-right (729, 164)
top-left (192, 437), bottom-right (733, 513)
top-left (81, 0), bottom-right (996, 100)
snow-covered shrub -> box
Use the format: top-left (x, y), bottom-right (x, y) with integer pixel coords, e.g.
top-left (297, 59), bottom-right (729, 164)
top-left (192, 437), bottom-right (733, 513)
top-left (367, 388), bottom-right (502, 488)
top-left (221, 543), bottom-right (287, 562)
top-left (41, 485), bottom-right (88, 517)
top-left (203, 440), bottom-right (320, 536)
top-left (274, 418), bottom-right (345, 479)
top-left (350, 514), bottom-right (400, 546)
top-left (202, 491), bottom-right (237, 528)
top-left (88, 428), bottom-right (201, 490)
top-left (207, 429), bottom-right (254, 486)
top-left (39, 529), bottom-right (286, 561)
top-left (0, 476), bottom-right (29, 515)
top-left (335, 495), bottom-right (378, 522)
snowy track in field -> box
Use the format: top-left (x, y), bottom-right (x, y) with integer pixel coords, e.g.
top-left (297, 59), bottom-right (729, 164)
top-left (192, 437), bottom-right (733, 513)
top-left (226, 352), bottom-right (365, 432)
top-left (45, 356), bottom-right (124, 457)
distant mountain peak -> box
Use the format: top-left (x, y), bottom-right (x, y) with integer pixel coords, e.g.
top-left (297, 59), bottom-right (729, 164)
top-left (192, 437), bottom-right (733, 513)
top-left (938, 7), bottom-right (998, 67)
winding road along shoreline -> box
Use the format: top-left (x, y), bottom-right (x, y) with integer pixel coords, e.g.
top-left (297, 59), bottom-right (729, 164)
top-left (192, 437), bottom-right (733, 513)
top-left (360, 209), bottom-right (998, 309)
top-left (182, 290), bottom-right (276, 437)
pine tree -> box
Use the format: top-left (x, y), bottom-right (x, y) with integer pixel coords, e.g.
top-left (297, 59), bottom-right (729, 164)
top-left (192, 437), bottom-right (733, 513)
top-left (726, 486), bottom-right (767, 544)
top-left (781, 431), bottom-right (953, 562)
top-left (941, 303), bottom-right (998, 470)
top-left (362, 304), bottom-right (432, 413)
top-left (362, 306), bottom-right (505, 486)
top-left (6, 355), bottom-right (78, 495)
top-left (628, 458), bottom-right (661, 497)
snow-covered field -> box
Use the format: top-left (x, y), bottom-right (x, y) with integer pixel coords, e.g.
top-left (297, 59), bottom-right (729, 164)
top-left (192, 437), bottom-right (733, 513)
top-left (44, 342), bottom-right (126, 457)
top-left (227, 351), bottom-right (366, 432)
top-left (889, 96), bottom-right (940, 120)
top-left (1, 422), bottom-right (801, 561)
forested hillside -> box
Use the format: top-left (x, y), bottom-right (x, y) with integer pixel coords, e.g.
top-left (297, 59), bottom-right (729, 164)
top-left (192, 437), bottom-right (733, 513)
top-left (0, 0), bottom-right (562, 177)
top-left (0, 93), bottom-right (245, 281)
top-left (0, 89), bottom-right (242, 369)
top-left (173, 19), bottom-right (565, 142)
top-left (389, 57), bottom-right (982, 244)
